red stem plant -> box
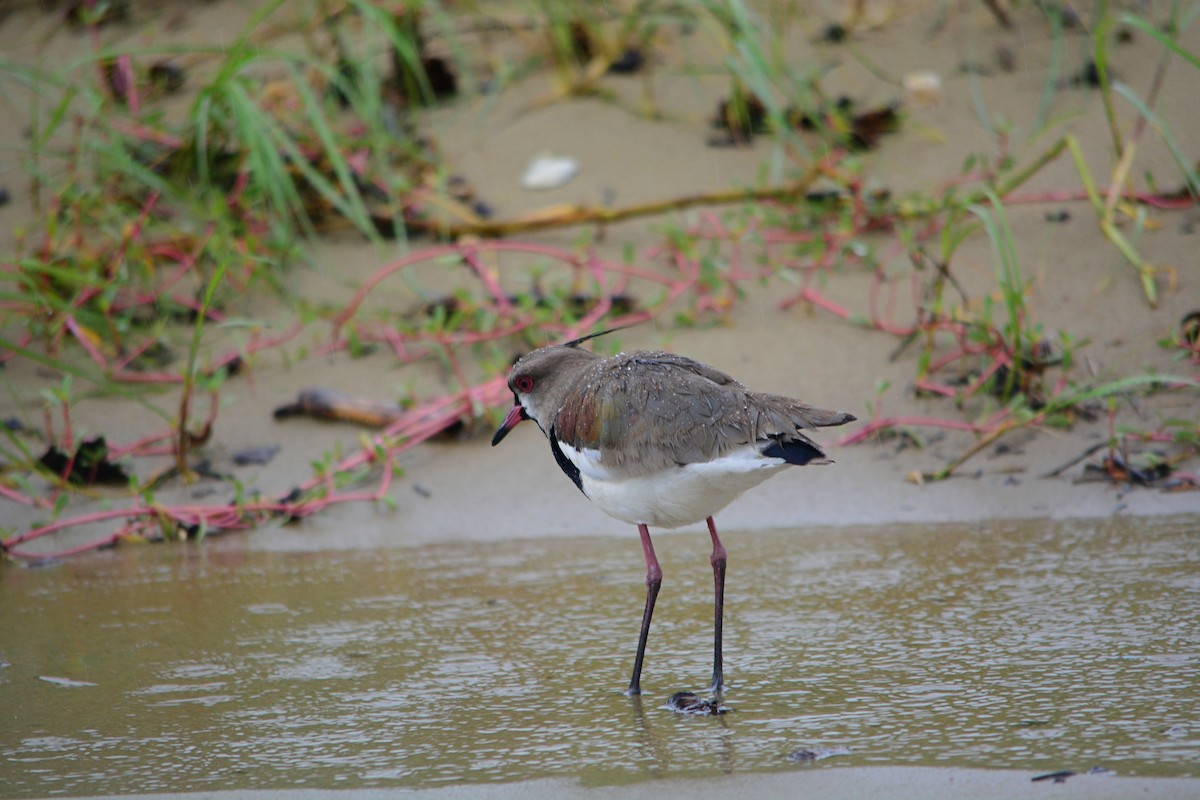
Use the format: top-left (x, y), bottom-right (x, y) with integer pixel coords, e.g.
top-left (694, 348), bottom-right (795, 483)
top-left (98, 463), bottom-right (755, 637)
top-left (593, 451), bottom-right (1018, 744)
top-left (5, 173), bottom-right (1196, 560)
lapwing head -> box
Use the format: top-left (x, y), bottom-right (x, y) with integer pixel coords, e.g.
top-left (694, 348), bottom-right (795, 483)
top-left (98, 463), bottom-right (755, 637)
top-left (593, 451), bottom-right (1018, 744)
top-left (491, 327), bottom-right (628, 446)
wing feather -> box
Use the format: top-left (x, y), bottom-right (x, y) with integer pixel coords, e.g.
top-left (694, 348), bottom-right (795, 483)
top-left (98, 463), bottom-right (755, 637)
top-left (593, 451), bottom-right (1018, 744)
top-left (553, 351), bottom-right (854, 477)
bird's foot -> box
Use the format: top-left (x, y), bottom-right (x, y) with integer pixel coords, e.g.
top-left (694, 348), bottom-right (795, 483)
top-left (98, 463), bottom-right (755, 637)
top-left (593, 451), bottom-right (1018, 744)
top-left (664, 690), bottom-right (728, 715)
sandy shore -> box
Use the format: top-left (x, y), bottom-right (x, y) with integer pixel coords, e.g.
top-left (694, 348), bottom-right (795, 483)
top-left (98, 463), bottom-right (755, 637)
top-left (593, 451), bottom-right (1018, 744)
top-left (42, 767), bottom-right (1200, 800)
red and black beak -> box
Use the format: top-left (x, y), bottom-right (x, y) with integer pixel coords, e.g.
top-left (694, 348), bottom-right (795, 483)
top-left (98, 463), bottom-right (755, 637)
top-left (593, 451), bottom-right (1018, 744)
top-left (491, 402), bottom-right (529, 446)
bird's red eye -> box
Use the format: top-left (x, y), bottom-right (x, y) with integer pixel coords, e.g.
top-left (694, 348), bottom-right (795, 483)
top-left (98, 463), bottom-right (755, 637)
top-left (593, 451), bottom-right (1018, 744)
top-left (515, 375), bottom-right (534, 393)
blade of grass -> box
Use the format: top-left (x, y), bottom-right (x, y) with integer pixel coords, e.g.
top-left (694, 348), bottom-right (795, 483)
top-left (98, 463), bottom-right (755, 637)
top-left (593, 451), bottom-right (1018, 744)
top-left (287, 62), bottom-right (377, 237)
top-left (1032, 4), bottom-right (1064, 135)
top-left (175, 254), bottom-right (229, 474)
top-left (1112, 81), bottom-right (1199, 197)
top-left (968, 190), bottom-right (1026, 398)
top-left (1119, 10), bottom-right (1200, 71)
top-left (1093, 0), bottom-right (1124, 154)
top-left (1064, 135), bottom-right (1158, 307)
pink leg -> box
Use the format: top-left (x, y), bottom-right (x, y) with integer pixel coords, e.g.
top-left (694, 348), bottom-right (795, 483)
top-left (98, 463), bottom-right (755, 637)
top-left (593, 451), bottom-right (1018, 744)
top-left (707, 516), bottom-right (727, 694)
top-left (628, 523), bottom-right (662, 696)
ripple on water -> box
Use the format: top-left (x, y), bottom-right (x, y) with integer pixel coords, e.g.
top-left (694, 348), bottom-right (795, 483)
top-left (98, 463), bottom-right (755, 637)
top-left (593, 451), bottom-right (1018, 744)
top-left (0, 516), bottom-right (1196, 795)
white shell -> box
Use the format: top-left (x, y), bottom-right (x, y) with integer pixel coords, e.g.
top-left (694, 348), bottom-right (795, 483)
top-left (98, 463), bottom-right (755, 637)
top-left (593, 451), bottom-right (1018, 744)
top-left (521, 154), bottom-right (580, 190)
top-left (904, 70), bottom-right (943, 107)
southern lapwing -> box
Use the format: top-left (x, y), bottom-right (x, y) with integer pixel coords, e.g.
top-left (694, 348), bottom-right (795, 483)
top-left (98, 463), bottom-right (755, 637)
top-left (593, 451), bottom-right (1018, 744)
top-left (491, 330), bottom-right (855, 695)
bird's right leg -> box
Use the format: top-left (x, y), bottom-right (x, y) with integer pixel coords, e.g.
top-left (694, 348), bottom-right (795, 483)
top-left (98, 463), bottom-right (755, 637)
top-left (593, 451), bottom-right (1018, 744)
top-left (706, 516), bottom-right (727, 695)
top-left (627, 523), bottom-right (662, 696)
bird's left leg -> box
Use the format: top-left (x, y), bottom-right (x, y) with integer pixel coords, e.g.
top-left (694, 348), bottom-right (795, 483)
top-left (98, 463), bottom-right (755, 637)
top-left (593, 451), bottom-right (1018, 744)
top-left (706, 516), bottom-right (727, 694)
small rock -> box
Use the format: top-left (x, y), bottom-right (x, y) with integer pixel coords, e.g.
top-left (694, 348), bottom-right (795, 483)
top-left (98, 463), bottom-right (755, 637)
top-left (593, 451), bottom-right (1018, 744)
top-left (232, 445), bottom-right (280, 466)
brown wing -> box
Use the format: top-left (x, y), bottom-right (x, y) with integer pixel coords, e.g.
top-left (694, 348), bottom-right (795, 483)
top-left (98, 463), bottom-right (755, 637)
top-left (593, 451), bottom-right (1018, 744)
top-left (553, 351), bottom-right (854, 477)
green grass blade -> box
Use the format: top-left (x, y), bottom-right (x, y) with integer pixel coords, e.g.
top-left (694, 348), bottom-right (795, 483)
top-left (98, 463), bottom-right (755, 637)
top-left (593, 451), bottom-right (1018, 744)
top-left (1112, 81), bottom-right (1200, 197)
top-left (1119, 11), bottom-right (1200, 71)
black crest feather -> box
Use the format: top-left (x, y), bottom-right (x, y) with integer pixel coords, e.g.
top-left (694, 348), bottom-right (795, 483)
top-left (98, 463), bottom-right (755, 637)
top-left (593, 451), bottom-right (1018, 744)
top-left (560, 324), bottom-right (636, 349)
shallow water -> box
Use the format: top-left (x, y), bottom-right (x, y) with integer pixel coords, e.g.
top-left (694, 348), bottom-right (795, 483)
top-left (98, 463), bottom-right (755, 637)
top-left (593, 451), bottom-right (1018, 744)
top-left (1, 515), bottom-right (1197, 797)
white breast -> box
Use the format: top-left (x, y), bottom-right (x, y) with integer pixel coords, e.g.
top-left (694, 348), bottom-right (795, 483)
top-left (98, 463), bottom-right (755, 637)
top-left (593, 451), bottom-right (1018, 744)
top-left (558, 441), bottom-right (790, 528)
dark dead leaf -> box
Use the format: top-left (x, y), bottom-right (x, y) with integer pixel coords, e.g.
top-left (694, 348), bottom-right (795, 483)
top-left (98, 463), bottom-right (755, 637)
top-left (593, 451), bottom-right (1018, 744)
top-left (819, 23), bottom-right (847, 43)
top-left (388, 8), bottom-right (458, 105)
top-left (39, 437), bottom-right (130, 486)
top-left (1180, 311), bottom-right (1200, 347)
top-left (607, 48), bottom-right (644, 75)
top-left (1081, 451), bottom-right (1172, 486)
top-left (790, 96), bottom-right (900, 151)
top-left (123, 340), bottom-right (176, 371)
top-left (420, 56), bottom-right (457, 99)
top-left (710, 92), bottom-right (769, 145)
top-left (847, 103), bottom-right (902, 150)
top-left (1068, 59), bottom-right (1111, 88)
top-left (148, 61), bottom-right (186, 94)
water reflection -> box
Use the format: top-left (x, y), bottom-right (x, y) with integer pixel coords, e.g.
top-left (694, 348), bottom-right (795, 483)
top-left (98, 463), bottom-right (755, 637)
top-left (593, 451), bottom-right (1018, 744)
top-left (0, 516), bottom-right (1196, 795)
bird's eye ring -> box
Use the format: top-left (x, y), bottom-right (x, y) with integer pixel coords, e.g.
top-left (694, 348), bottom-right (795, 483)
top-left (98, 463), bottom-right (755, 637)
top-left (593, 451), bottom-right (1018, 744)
top-left (514, 375), bottom-right (534, 393)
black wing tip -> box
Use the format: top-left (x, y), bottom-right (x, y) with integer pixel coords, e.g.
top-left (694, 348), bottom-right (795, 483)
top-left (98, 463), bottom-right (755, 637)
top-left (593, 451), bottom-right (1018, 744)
top-left (762, 437), bottom-right (826, 466)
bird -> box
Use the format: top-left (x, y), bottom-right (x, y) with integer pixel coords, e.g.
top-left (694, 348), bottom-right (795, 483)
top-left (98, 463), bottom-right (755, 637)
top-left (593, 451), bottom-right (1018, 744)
top-left (491, 329), bottom-right (855, 696)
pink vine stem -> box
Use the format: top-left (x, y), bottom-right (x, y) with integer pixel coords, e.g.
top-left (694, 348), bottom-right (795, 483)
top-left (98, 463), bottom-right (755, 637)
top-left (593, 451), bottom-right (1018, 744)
top-left (9, 158), bottom-right (1194, 559)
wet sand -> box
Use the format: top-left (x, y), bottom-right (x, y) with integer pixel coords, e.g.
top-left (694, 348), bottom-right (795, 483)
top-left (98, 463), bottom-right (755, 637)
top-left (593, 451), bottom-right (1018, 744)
top-left (46, 768), bottom-right (1200, 800)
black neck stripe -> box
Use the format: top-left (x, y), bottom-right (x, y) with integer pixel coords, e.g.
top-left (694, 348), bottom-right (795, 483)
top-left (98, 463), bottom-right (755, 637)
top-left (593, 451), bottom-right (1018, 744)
top-left (548, 425), bottom-right (585, 493)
